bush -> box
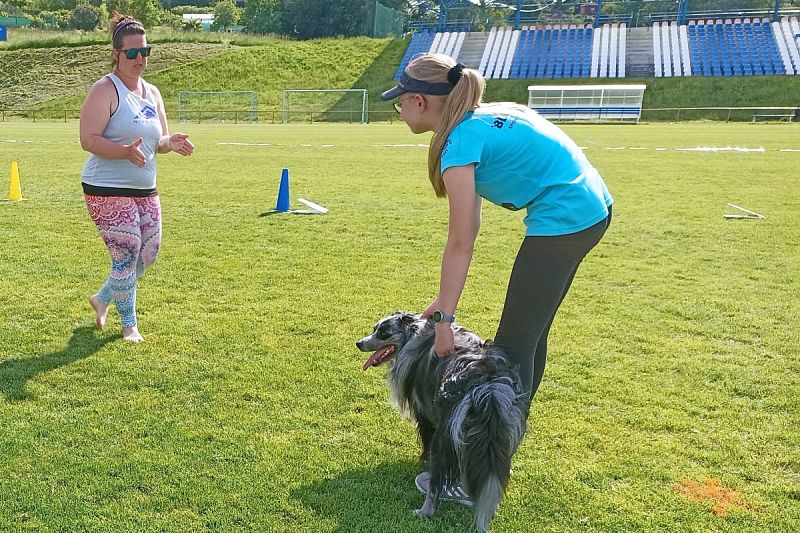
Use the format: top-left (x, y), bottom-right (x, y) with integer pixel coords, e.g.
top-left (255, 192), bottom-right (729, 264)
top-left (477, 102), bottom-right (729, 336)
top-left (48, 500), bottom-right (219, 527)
top-left (170, 4), bottom-right (212, 15)
top-left (181, 18), bottom-right (201, 31)
top-left (70, 3), bottom-right (101, 30)
top-left (33, 9), bottom-right (72, 28)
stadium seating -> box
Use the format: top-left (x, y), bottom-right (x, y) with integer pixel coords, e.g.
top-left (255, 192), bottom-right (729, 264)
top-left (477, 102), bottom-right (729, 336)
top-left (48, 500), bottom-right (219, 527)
top-left (395, 16), bottom-right (800, 80)
top-left (393, 30), bottom-right (436, 80)
top-left (682, 17), bottom-right (799, 76)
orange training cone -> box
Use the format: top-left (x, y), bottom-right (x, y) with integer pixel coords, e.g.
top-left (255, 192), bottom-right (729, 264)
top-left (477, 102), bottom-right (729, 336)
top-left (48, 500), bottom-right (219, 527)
top-left (8, 161), bottom-right (22, 201)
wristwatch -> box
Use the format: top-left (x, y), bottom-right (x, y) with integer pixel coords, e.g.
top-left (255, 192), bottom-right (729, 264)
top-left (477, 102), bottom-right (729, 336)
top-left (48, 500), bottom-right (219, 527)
top-left (432, 310), bottom-right (455, 323)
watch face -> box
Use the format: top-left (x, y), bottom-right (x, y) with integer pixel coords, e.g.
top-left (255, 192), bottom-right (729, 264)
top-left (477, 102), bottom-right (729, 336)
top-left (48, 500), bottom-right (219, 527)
top-left (433, 311), bottom-right (442, 322)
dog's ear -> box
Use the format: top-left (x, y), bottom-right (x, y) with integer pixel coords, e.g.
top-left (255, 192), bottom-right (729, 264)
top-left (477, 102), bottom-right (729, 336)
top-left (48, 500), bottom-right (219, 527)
top-left (399, 312), bottom-right (417, 325)
top-left (393, 310), bottom-right (414, 322)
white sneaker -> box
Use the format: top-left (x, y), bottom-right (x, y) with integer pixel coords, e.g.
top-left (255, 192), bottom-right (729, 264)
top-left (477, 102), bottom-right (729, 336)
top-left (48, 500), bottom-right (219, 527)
top-left (415, 472), bottom-right (473, 506)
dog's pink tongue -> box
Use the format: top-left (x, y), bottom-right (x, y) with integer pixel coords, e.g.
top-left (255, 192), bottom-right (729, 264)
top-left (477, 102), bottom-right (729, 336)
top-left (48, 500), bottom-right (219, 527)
top-left (363, 346), bottom-right (392, 371)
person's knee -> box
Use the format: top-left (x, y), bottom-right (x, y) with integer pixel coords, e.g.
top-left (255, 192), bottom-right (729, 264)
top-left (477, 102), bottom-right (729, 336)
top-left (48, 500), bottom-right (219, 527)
top-left (141, 254), bottom-right (157, 270)
top-left (140, 237), bottom-right (160, 268)
top-left (110, 244), bottom-right (141, 276)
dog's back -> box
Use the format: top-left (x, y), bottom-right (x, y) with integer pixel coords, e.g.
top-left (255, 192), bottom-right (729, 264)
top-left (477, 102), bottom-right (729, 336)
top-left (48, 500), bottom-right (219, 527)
top-left (359, 314), bottom-right (525, 532)
top-left (392, 324), bottom-right (526, 532)
top-left (442, 346), bottom-right (525, 531)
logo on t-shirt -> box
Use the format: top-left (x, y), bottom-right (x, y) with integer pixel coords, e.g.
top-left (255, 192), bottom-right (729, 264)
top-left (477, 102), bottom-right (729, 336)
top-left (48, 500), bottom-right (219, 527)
top-left (491, 115), bottom-right (517, 130)
top-left (134, 104), bottom-right (158, 123)
top-left (442, 138), bottom-right (452, 156)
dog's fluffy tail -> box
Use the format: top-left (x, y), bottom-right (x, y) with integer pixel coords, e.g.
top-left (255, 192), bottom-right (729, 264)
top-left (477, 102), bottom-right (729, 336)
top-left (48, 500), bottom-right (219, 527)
top-left (449, 376), bottom-right (525, 532)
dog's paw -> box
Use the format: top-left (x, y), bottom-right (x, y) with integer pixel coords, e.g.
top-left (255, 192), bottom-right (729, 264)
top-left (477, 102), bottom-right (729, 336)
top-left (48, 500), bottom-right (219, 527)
top-left (412, 508), bottom-right (435, 518)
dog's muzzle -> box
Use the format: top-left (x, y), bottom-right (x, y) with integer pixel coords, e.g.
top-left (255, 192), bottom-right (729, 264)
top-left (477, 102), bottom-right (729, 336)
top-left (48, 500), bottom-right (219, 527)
top-left (356, 340), bottom-right (397, 371)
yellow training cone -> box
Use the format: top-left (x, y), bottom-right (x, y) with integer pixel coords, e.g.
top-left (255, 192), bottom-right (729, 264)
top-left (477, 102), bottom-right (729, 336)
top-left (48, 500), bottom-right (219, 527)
top-left (8, 161), bottom-right (22, 201)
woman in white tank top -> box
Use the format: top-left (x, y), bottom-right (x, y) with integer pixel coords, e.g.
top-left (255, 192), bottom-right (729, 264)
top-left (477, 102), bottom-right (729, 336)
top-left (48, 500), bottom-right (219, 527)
top-left (79, 12), bottom-right (194, 342)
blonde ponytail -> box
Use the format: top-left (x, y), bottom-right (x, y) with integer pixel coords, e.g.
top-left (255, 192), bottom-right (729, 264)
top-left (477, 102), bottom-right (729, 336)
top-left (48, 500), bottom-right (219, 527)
top-left (405, 54), bottom-right (486, 197)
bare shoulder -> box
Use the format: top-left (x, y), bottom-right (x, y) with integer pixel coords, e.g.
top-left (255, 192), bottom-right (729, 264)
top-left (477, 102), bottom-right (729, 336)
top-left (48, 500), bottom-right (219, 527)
top-left (85, 76), bottom-right (116, 104)
top-left (82, 76), bottom-right (117, 117)
top-left (88, 75), bottom-right (115, 95)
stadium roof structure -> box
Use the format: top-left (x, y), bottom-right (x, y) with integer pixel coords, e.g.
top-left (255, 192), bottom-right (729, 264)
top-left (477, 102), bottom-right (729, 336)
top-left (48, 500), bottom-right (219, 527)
top-left (414, 1), bottom-right (798, 30)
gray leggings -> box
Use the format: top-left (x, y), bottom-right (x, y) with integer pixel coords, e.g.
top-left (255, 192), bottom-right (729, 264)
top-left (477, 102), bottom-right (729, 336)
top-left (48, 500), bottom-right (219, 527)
top-left (493, 207), bottom-right (612, 407)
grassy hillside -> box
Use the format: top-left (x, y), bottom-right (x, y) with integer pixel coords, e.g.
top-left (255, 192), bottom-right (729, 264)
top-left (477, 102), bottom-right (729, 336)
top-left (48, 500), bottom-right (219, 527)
top-left (2, 32), bottom-right (798, 121)
top-left (2, 37), bottom-right (406, 119)
top-left (0, 43), bottom-right (232, 110)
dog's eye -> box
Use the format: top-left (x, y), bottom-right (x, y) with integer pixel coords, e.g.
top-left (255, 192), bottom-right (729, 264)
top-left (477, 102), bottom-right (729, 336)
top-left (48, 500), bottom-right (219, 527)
top-left (375, 327), bottom-right (391, 340)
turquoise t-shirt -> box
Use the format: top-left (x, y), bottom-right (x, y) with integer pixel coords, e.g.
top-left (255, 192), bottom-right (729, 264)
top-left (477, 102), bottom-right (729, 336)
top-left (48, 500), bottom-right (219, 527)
top-left (440, 103), bottom-right (613, 236)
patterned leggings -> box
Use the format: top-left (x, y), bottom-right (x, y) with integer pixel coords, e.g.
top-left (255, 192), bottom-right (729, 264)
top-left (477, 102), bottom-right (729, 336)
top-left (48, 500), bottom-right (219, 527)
top-left (85, 195), bottom-right (162, 328)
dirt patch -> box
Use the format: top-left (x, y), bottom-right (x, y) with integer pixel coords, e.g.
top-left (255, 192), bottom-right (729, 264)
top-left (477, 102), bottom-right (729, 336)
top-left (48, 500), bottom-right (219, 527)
top-left (674, 477), bottom-right (747, 517)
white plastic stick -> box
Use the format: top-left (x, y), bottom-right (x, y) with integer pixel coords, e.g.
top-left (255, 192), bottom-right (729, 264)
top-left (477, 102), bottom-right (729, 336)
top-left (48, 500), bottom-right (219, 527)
top-left (298, 197), bottom-right (328, 214)
top-left (727, 203), bottom-right (765, 218)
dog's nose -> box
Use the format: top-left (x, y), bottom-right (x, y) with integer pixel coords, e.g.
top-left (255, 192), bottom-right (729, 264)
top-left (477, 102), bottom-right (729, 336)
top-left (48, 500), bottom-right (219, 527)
top-left (356, 341), bottom-right (363, 350)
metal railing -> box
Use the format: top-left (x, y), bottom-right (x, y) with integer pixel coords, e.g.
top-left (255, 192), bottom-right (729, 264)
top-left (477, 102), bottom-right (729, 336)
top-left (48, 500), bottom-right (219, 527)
top-left (646, 8), bottom-right (800, 25)
top-left (642, 106), bottom-right (798, 122)
top-left (2, 107), bottom-right (797, 124)
top-left (0, 109), bottom-right (403, 124)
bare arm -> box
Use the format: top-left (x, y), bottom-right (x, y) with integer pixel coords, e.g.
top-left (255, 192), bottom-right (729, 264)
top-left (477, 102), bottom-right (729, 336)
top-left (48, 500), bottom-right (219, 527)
top-left (79, 78), bottom-right (146, 167)
top-left (436, 164), bottom-right (482, 316)
top-left (154, 85), bottom-right (194, 156)
top-left (422, 164), bottom-right (481, 356)
top-left (155, 85), bottom-right (171, 154)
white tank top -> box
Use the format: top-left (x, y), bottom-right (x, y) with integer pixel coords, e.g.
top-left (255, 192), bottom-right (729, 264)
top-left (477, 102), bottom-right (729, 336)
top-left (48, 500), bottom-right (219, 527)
top-left (81, 73), bottom-right (163, 189)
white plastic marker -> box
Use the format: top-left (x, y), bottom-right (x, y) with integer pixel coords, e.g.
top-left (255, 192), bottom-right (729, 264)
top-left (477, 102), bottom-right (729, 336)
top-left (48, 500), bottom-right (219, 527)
top-left (723, 203), bottom-right (765, 220)
top-left (296, 197), bottom-right (329, 214)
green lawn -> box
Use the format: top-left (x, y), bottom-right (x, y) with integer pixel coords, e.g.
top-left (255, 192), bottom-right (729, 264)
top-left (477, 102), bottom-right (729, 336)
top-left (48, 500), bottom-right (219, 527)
top-left (0, 122), bottom-right (798, 532)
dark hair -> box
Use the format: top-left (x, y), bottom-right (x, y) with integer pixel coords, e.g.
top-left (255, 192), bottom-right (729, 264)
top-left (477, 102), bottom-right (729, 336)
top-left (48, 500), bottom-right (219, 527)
top-left (109, 12), bottom-right (146, 69)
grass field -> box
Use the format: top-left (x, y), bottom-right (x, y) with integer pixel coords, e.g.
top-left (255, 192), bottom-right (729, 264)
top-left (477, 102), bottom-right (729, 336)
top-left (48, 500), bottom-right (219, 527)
top-left (0, 121), bottom-right (798, 532)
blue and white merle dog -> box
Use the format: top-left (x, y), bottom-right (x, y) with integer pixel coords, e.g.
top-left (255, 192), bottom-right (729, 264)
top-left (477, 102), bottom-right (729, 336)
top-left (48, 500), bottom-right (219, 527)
top-left (357, 312), bottom-right (526, 533)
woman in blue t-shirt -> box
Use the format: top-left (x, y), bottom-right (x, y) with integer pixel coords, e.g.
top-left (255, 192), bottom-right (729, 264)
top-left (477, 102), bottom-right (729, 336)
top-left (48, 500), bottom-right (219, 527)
top-left (382, 52), bottom-right (613, 424)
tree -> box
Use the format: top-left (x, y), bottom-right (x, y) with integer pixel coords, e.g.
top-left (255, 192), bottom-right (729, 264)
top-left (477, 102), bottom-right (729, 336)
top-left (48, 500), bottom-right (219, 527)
top-left (281, 0), bottom-right (368, 39)
top-left (31, 0), bottom-right (80, 11)
top-left (242, 0), bottom-right (281, 35)
top-left (182, 17), bottom-right (201, 30)
top-left (210, 0), bottom-right (238, 30)
top-left (106, 0), bottom-right (164, 27)
top-left (70, 2), bottom-right (100, 28)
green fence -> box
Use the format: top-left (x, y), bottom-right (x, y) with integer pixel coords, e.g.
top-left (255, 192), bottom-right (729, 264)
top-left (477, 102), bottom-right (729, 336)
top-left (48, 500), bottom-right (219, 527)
top-left (373, 1), bottom-right (404, 38)
top-left (0, 16), bottom-right (31, 27)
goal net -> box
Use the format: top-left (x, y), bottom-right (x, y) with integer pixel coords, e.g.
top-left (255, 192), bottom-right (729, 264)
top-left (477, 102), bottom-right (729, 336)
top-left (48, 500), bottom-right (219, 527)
top-left (177, 90), bottom-right (259, 123)
top-left (281, 89), bottom-right (368, 124)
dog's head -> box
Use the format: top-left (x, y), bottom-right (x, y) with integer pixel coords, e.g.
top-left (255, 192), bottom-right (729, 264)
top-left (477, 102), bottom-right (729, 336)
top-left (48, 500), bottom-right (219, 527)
top-left (356, 311), bottom-right (421, 371)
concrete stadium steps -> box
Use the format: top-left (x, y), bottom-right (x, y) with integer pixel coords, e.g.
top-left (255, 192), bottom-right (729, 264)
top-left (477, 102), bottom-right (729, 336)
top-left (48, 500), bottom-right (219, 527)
top-left (456, 33), bottom-right (490, 68)
top-left (626, 27), bottom-right (655, 77)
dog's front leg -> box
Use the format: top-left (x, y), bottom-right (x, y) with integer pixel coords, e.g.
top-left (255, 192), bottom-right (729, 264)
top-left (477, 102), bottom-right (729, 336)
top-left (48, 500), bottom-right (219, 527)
top-left (413, 489), bottom-right (438, 518)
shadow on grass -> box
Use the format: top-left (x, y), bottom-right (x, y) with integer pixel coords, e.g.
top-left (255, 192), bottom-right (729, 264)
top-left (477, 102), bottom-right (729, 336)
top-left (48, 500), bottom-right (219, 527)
top-left (0, 326), bottom-right (119, 402)
top-left (290, 460), bottom-right (473, 532)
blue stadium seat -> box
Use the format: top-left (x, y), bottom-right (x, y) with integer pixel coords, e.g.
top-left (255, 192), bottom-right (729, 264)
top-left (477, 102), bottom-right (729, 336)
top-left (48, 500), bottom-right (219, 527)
top-left (510, 29), bottom-right (527, 78)
top-left (394, 30), bottom-right (435, 80)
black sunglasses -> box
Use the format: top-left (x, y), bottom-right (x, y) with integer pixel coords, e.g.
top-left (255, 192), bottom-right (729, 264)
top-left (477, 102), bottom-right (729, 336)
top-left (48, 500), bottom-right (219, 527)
top-left (119, 47), bottom-right (151, 60)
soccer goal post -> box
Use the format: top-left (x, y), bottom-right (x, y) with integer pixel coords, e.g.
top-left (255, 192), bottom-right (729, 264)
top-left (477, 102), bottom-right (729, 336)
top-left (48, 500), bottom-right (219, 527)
top-left (177, 90), bottom-right (259, 123)
top-left (281, 89), bottom-right (369, 124)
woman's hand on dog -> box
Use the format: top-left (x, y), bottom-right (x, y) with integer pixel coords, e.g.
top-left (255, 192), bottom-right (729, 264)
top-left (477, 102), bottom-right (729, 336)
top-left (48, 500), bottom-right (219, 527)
top-left (422, 299), bottom-right (456, 357)
top-left (433, 322), bottom-right (455, 357)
